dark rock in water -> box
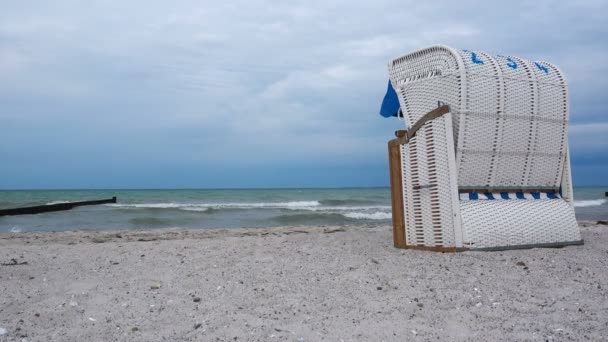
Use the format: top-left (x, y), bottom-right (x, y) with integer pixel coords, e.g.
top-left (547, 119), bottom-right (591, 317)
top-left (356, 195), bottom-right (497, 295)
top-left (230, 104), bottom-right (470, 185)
top-left (597, 220), bottom-right (608, 225)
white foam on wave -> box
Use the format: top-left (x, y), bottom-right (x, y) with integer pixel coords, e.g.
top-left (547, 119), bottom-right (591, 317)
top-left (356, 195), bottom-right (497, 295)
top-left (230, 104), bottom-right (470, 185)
top-left (342, 211), bottom-right (392, 220)
top-left (107, 201), bottom-right (322, 210)
top-left (46, 200), bottom-right (70, 205)
top-left (289, 205), bottom-right (392, 212)
top-left (10, 227), bottom-right (22, 233)
top-left (573, 199), bottom-right (607, 207)
top-left (179, 207), bottom-right (210, 212)
top-left (107, 203), bottom-right (183, 209)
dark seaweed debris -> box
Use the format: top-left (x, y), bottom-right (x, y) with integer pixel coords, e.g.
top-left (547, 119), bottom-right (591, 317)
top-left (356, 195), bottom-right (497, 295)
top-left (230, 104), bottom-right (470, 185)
top-left (1, 258), bottom-right (28, 266)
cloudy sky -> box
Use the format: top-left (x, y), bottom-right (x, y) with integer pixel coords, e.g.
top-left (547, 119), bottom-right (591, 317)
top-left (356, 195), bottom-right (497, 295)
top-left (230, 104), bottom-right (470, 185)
top-left (1, 1), bottom-right (606, 189)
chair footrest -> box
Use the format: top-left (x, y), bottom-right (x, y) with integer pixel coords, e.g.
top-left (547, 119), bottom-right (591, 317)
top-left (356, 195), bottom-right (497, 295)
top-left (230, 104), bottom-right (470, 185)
top-left (460, 199), bottom-right (579, 249)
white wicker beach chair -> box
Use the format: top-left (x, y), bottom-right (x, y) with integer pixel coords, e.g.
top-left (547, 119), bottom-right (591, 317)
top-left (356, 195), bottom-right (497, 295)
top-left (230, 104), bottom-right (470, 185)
top-left (385, 45), bottom-right (582, 251)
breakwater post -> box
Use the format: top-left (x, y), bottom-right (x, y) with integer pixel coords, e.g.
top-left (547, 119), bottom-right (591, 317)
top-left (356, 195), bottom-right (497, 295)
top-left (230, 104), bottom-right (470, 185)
top-left (0, 197), bottom-right (117, 217)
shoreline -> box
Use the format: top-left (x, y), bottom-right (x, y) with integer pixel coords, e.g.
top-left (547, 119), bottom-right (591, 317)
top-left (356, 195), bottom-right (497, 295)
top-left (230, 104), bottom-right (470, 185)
top-left (0, 225), bottom-right (355, 246)
top-left (0, 220), bottom-right (603, 245)
top-left (1, 222), bottom-right (607, 340)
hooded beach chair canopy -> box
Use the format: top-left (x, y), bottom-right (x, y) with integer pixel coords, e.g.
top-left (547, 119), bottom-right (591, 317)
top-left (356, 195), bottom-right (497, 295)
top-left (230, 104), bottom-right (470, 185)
top-left (382, 45), bottom-right (581, 251)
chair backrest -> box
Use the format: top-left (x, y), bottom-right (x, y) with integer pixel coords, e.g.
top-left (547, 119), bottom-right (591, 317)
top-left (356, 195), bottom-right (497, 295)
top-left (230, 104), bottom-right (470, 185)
top-left (388, 46), bottom-right (569, 191)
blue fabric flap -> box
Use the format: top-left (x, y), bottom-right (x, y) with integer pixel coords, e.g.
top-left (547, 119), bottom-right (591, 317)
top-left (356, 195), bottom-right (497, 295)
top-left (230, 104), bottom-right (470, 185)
top-left (379, 81), bottom-right (400, 118)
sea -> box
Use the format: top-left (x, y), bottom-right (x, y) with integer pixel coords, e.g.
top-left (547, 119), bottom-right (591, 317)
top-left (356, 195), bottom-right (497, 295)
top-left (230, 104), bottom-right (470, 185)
top-left (0, 187), bottom-right (606, 233)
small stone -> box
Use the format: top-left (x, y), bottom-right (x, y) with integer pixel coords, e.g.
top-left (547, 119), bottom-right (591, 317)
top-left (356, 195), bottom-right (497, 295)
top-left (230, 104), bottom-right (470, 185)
top-left (131, 327), bottom-right (139, 332)
top-left (194, 323), bottom-right (202, 330)
top-left (376, 286), bottom-right (383, 290)
top-left (34, 313), bottom-right (40, 317)
top-left (193, 297), bottom-right (201, 303)
top-left (150, 284), bottom-right (161, 290)
top-left (516, 261), bottom-right (526, 267)
top-left (475, 302), bottom-right (482, 307)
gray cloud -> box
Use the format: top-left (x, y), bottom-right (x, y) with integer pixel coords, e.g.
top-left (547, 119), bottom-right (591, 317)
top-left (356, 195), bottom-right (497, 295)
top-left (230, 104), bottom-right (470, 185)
top-left (0, 0), bottom-right (606, 187)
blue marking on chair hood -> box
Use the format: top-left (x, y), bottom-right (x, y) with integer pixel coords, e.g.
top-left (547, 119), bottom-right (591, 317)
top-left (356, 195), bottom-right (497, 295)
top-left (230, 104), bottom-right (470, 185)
top-left (379, 81), bottom-right (400, 118)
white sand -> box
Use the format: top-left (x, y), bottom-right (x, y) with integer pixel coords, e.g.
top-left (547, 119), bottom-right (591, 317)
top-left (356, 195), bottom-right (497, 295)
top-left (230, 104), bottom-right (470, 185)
top-left (1, 222), bottom-right (607, 341)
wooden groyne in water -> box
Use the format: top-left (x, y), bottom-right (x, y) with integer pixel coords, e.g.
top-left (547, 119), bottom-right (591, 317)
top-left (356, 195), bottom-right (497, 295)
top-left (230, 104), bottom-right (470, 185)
top-left (0, 197), bottom-right (117, 217)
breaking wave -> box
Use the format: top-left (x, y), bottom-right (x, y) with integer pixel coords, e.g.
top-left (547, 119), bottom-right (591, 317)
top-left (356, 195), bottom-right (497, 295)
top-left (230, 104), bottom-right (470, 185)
top-left (573, 199), bottom-right (606, 207)
top-left (319, 199), bottom-right (381, 206)
top-left (105, 200), bottom-right (393, 222)
top-left (342, 212), bottom-right (392, 220)
top-left (46, 200), bottom-right (70, 205)
top-left (106, 201), bottom-right (391, 211)
top-left (107, 201), bottom-right (322, 210)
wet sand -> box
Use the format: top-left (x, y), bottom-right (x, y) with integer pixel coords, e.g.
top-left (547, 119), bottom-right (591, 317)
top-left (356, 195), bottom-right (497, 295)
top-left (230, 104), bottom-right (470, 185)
top-left (1, 222), bottom-right (607, 341)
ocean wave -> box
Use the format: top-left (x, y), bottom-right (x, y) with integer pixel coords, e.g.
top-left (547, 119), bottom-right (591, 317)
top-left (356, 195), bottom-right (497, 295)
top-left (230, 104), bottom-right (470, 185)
top-left (10, 226), bottom-right (22, 233)
top-left (107, 200), bottom-right (396, 210)
top-left (573, 199), bottom-right (607, 207)
top-left (270, 210), bottom-right (393, 224)
top-left (179, 207), bottom-right (220, 213)
top-left (107, 201), bottom-right (320, 209)
top-left (270, 212), bottom-right (349, 224)
top-left (285, 204), bottom-right (391, 212)
top-left (107, 203), bottom-right (184, 209)
top-left (342, 212), bottom-right (392, 220)
top-left (319, 199), bottom-right (381, 206)
top-left (106, 201), bottom-right (392, 213)
top-left (46, 200), bottom-right (70, 205)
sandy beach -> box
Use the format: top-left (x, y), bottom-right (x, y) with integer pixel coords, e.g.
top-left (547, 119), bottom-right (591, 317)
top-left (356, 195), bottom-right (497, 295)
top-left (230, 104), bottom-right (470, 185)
top-left (1, 222), bottom-right (607, 341)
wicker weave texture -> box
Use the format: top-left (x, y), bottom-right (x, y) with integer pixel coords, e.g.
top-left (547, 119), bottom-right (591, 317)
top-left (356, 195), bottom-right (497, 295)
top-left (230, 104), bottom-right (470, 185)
top-left (400, 115), bottom-right (458, 247)
top-left (460, 199), bottom-right (580, 249)
top-left (388, 46), bottom-right (569, 190)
